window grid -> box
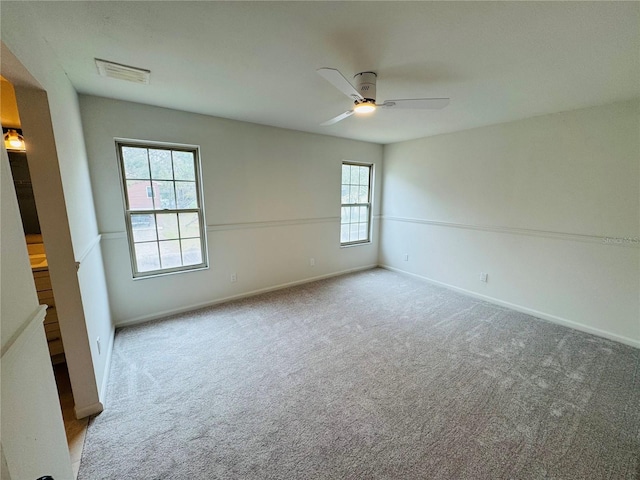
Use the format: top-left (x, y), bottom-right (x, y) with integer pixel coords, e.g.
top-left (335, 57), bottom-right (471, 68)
top-left (117, 142), bottom-right (207, 278)
top-left (128, 214), bottom-right (201, 268)
top-left (341, 162), bottom-right (372, 245)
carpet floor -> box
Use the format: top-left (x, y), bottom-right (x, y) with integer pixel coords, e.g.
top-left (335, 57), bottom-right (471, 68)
top-left (78, 268), bottom-right (640, 479)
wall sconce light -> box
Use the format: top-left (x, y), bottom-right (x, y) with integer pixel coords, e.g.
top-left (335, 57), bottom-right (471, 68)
top-left (3, 129), bottom-right (26, 152)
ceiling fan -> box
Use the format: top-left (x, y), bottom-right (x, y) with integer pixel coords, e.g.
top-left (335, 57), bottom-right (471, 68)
top-left (317, 67), bottom-right (449, 126)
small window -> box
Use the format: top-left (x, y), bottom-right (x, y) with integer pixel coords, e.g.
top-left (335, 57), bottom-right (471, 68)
top-left (116, 141), bottom-right (207, 277)
top-left (340, 162), bottom-right (372, 245)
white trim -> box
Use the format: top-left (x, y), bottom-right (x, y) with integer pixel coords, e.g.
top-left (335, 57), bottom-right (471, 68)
top-left (381, 215), bottom-right (639, 248)
top-left (102, 216), bottom-right (342, 239)
top-left (75, 401), bottom-right (104, 419)
top-left (342, 159), bottom-right (374, 167)
top-left (75, 234), bottom-right (102, 269)
top-left (131, 265), bottom-right (210, 281)
top-left (115, 264), bottom-right (378, 327)
top-left (340, 241), bottom-right (373, 249)
top-left (1, 305), bottom-right (47, 359)
top-left (113, 137), bottom-right (200, 150)
top-left (379, 264), bottom-right (640, 349)
top-left (101, 231), bottom-right (126, 240)
top-left (115, 141), bottom-right (208, 279)
top-left (206, 216), bottom-right (339, 232)
top-left (98, 326), bottom-right (116, 406)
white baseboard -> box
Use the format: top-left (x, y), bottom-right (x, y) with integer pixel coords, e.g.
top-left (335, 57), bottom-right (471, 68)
top-left (98, 326), bottom-right (116, 406)
top-left (75, 401), bottom-right (104, 419)
top-left (380, 264), bottom-right (640, 349)
top-left (116, 264), bottom-right (378, 328)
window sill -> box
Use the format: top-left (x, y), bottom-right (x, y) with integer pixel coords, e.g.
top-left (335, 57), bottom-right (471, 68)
top-left (132, 264), bottom-right (209, 280)
top-left (340, 241), bottom-right (372, 249)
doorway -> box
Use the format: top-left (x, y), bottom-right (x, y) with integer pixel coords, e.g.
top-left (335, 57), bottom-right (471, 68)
top-left (2, 76), bottom-right (88, 478)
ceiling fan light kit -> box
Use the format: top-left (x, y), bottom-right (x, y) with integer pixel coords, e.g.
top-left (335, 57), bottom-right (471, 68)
top-left (317, 67), bottom-right (450, 125)
top-left (353, 100), bottom-right (376, 114)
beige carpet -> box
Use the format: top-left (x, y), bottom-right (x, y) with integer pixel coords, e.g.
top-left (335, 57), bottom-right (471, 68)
top-left (79, 268), bottom-right (640, 479)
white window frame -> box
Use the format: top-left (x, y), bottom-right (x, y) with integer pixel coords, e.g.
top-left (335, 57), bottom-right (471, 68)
top-left (116, 139), bottom-right (208, 278)
top-left (340, 161), bottom-right (373, 246)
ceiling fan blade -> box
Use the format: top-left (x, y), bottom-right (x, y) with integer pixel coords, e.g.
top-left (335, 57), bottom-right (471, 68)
top-left (321, 110), bottom-right (354, 126)
top-left (317, 68), bottom-right (364, 101)
top-left (381, 98), bottom-right (450, 110)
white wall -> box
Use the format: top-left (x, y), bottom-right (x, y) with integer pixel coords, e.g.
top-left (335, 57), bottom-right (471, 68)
top-left (2, 2), bottom-right (114, 413)
top-left (79, 96), bottom-right (383, 325)
top-left (1, 143), bottom-right (73, 480)
top-left (381, 100), bottom-right (640, 346)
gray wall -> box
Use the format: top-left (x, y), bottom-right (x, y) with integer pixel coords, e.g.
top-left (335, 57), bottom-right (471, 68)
top-left (380, 100), bottom-right (640, 346)
top-left (79, 96), bottom-right (383, 325)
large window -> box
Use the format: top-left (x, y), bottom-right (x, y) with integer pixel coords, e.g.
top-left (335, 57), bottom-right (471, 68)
top-left (116, 141), bottom-right (207, 277)
top-left (340, 162), bottom-right (372, 245)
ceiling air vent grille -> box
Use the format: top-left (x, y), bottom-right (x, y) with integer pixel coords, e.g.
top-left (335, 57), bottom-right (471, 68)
top-left (95, 59), bottom-right (150, 85)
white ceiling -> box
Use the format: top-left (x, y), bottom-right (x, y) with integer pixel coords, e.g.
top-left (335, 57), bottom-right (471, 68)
top-left (17, 1), bottom-right (640, 144)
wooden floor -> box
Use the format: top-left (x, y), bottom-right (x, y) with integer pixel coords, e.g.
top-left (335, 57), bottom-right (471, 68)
top-left (54, 363), bottom-right (89, 479)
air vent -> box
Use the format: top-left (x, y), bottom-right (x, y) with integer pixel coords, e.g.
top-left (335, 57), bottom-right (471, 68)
top-left (95, 59), bottom-right (150, 85)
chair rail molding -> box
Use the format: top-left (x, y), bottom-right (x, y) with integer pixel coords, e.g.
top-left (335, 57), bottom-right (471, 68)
top-left (381, 215), bottom-right (639, 248)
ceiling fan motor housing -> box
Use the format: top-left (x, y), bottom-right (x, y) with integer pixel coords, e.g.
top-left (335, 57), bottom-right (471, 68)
top-left (354, 72), bottom-right (377, 102)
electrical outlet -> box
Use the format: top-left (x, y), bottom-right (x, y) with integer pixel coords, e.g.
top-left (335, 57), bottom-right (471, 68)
top-left (96, 337), bottom-right (101, 355)
top-left (230, 273), bottom-right (237, 283)
top-left (310, 257), bottom-right (315, 267)
top-left (480, 272), bottom-right (488, 283)
top-left (403, 254), bottom-right (409, 261)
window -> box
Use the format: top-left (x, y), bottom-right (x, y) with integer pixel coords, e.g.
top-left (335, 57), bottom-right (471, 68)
top-left (340, 162), bottom-right (372, 245)
top-left (116, 141), bottom-right (207, 277)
